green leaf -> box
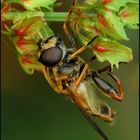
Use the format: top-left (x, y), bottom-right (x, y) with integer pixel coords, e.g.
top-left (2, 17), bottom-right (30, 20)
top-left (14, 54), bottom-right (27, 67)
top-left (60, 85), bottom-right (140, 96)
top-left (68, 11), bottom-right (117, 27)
top-left (105, 0), bottom-right (138, 11)
top-left (18, 54), bottom-right (42, 75)
top-left (33, 24), bottom-right (54, 43)
top-left (12, 17), bottom-right (45, 39)
top-left (95, 9), bottom-right (128, 40)
top-left (14, 37), bottom-right (38, 55)
top-left (91, 37), bottom-right (133, 68)
top-left (2, 11), bottom-right (44, 23)
top-left (40, 25), bottom-right (54, 37)
top-left (118, 3), bottom-right (139, 27)
top-left (6, 0), bottom-right (56, 11)
top-left (21, 0), bottom-right (56, 11)
top-left (84, 0), bottom-right (138, 12)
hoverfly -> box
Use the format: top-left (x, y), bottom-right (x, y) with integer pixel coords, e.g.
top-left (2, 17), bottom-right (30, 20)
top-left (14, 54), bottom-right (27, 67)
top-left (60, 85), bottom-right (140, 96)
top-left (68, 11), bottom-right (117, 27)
top-left (37, 34), bottom-right (124, 140)
top-left (37, 1), bottom-right (124, 140)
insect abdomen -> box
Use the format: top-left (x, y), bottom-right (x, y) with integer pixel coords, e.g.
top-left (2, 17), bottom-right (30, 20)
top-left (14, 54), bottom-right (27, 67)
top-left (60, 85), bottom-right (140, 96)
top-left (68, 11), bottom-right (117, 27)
top-left (76, 76), bottom-right (115, 122)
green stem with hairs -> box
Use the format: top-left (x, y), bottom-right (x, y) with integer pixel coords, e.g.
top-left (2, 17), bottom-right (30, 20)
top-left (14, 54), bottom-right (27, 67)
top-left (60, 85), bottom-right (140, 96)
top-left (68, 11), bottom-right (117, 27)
top-left (44, 12), bottom-right (94, 22)
top-left (44, 12), bottom-right (68, 22)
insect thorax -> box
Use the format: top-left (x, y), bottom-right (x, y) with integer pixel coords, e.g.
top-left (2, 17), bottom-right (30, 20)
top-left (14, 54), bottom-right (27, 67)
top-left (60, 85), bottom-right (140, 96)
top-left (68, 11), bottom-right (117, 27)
top-left (45, 53), bottom-right (86, 94)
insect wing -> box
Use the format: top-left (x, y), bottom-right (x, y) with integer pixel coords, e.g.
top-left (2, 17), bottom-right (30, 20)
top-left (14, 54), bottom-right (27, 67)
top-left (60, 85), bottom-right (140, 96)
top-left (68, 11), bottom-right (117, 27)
top-left (68, 76), bottom-right (116, 140)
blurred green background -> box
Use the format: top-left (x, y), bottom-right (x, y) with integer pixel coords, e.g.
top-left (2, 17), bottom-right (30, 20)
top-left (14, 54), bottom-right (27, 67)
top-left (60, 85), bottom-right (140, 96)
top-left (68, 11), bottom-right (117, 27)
top-left (1, 1), bottom-right (139, 140)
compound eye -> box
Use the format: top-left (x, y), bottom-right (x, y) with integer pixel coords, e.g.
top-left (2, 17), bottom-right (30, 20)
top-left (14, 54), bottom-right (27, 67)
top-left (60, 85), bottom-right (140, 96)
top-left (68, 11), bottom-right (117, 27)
top-left (38, 47), bottom-right (63, 67)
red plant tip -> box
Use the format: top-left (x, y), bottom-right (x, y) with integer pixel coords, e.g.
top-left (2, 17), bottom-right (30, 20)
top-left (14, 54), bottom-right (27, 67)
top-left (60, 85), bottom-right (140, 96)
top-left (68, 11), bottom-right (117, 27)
top-left (119, 11), bottom-right (130, 17)
top-left (94, 26), bottom-right (101, 34)
top-left (16, 38), bottom-right (28, 48)
top-left (94, 44), bottom-right (109, 52)
top-left (98, 15), bottom-right (108, 27)
top-left (21, 56), bottom-right (34, 64)
top-left (22, 0), bottom-right (30, 3)
top-left (14, 22), bottom-right (33, 36)
top-left (102, 0), bottom-right (112, 5)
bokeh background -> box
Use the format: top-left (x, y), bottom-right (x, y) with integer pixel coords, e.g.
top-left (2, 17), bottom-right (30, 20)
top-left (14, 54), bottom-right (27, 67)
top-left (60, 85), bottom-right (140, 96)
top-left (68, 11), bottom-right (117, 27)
top-left (1, 1), bottom-right (139, 140)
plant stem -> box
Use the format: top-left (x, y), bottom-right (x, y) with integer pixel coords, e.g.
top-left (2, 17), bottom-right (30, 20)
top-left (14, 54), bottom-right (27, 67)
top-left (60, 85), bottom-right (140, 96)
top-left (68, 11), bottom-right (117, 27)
top-left (44, 12), bottom-right (68, 22)
top-left (44, 12), bottom-right (94, 22)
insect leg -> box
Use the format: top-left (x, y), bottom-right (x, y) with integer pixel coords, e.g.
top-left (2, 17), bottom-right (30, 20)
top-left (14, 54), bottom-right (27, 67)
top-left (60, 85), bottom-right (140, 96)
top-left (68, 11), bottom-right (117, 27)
top-left (69, 36), bottom-right (98, 59)
top-left (98, 65), bottom-right (124, 101)
top-left (63, 0), bottom-right (77, 48)
top-left (75, 63), bottom-right (89, 87)
top-left (107, 72), bottom-right (124, 101)
top-left (42, 66), bottom-right (50, 82)
top-left (92, 70), bottom-right (124, 101)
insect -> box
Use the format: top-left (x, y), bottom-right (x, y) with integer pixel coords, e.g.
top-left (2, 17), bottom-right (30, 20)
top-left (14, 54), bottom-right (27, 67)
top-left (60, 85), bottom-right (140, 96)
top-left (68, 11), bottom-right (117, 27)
top-left (37, 34), bottom-right (124, 140)
top-left (37, 1), bottom-right (124, 140)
